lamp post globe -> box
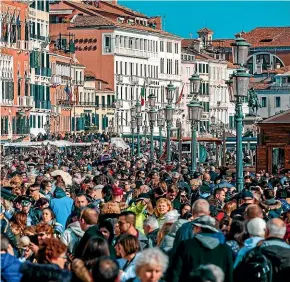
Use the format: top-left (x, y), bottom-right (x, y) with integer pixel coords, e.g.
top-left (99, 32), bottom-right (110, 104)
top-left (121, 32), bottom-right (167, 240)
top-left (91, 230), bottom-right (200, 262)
top-left (231, 37), bottom-right (251, 67)
top-left (136, 100), bottom-right (142, 114)
top-left (166, 82), bottom-right (176, 105)
top-left (189, 73), bottom-right (202, 95)
top-left (148, 93), bottom-right (157, 108)
top-left (232, 69), bottom-right (251, 98)
top-left (130, 106), bottom-right (136, 118)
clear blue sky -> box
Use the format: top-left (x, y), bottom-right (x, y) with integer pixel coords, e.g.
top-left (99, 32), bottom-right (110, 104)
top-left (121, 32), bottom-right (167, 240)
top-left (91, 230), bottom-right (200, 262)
top-left (119, 1), bottom-right (290, 39)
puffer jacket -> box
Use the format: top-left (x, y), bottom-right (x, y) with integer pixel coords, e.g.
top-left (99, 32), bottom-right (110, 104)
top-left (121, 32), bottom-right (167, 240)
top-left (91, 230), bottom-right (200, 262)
top-left (61, 221), bottom-right (84, 254)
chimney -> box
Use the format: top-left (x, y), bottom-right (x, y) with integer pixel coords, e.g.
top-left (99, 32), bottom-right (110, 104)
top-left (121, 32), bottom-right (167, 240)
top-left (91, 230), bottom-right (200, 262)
top-left (194, 38), bottom-right (202, 53)
top-left (153, 16), bottom-right (162, 30)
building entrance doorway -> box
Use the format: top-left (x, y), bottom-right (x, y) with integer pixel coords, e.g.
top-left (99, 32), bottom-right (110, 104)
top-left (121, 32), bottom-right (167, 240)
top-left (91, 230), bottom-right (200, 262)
top-left (272, 147), bottom-right (285, 174)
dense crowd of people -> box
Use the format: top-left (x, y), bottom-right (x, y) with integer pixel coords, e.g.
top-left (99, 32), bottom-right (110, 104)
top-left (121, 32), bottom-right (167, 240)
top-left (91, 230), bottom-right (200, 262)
top-left (1, 136), bottom-right (290, 282)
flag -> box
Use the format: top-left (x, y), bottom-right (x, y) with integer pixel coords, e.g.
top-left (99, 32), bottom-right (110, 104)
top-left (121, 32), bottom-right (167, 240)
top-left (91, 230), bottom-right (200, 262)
top-left (141, 81), bottom-right (145, 106)
top-left (175, 83), bottom-right (185, 105)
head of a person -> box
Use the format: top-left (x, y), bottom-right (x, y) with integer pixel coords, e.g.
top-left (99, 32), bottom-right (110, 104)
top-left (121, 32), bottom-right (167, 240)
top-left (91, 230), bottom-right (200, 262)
top-left (75, 194), bottom-right (89, 209)
top-left (42, 208), bottom-right (56, 223)
top-left (226, 219), bottom-right (245, 242)
top-left (87, 186), bottom-right (103, 200)
top-left (189, 264), bottom-right (225, 282)
top-left (35, 198), bottom-right (49, 210)
top-left (37, 238), bottom-right (67, 269)
top-left (143, 216), bottom-right (159, 235)
top-left (244, 176), bottom-right (252, 184)
top-left (1, 233), bottom-right (12, 254)
top-left (118, 211), bottom-right (136, 234)
top-left (41, 180), bottom-right (52, 192)
top-left (81, 236), bottom-right (110, 261)
top-left (203, 173), bottom-right (211, 182)
top-left (112, 187), bottom-right (124, 203)
top-left (116, 234), bottom-right (140, 258)
top-left (214, 188), bottom-right (226, 203)
top-left (192, 215), bottom-right (219, 234)
top-left (241, 190), bottom-right (254, 204)
top-left (99, 220), bottom-right (115, 245)
top-left (247, 218), bottom-right (266, 238)
top-left (92, 256), bottom-right (120, 282)
top-left (180, 203), bottom-right (191, 217)
top-left (20, 199), bottom-right (31, 214)
top-left (192, 199), bottom-right (210, 218)
top-left (223, 201), bottom-right (237, 217)
top-left (135, 247), bottom-right (169, 282)
top-left (166, 185), bottom-right (178, 202)
top-left (79, 208), bottom-right (99, 231)
top-left (12, 211), bottom-right (27, 231)
top-left (155, 198), bottom-right (172, 218)
top-left (29, 183), bottom-right (41, 198)
top-left (36, 222), bottom-right (54, 245)
top-left (265, 218), bottom-right (286, 239)
top-left (244, 204), bottom-right (263, 220)
top-left (264, 188), bottom-right (275, 200)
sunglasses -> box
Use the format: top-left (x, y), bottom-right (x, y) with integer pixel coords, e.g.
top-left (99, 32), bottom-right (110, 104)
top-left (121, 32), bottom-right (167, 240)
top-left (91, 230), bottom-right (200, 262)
top-left (37, 233), bottom-right (46, 237)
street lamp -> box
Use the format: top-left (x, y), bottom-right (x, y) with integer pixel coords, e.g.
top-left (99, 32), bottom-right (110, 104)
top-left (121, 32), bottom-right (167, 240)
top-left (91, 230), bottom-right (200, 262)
top-left (187, 73), bottom-right (203, 173)
top-left (231, 37), bottom-right (251, 192)
top-left (142, 119), bottom-right (148, 143)
top-left (176, 118), bottom-right (182, 164)
top-left (157, 109), bottom-right (165, 157)
top-left (130, 118), bottom-right (136, 156)
top-left (136, 113), bottom-right (142, 156)
top-left (148, 93), bottom-right (157, 160)
top-left (165, 81), bottom-right (176, 164)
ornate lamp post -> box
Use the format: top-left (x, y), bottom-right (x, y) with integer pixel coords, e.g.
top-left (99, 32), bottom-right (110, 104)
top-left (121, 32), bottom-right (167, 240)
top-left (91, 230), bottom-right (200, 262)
top-left (135, 100), bottom-right (142, 156)
top-left (157, 109), bottom-right (165, 158)
top-left (148, 93), bottom-right (157, 161)
top-left (142, 120), bottom-right (148, 143)
top-left (231, 37), bottom-right (251, 192)
top-left (187, 74), bottom-right (203, 173)
top-left (130, 106), bottom-right (136, 156)
top-left (165, 82), bottom-right (176, 164)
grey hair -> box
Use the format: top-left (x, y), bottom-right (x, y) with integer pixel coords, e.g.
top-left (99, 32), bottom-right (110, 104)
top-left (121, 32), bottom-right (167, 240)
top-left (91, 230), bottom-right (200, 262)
top-left (266, 219), bottom-right (286, 238)
top-left (143, 216), bottom-right (159, 230)
top-left (247, 218), bottom-right (266, 238)
top-left (135, 248), bottom-right (169, 275)
top-left (197, 264), bottom-right (225, 282)
top-left (192, 199), bottom-right (210, 216)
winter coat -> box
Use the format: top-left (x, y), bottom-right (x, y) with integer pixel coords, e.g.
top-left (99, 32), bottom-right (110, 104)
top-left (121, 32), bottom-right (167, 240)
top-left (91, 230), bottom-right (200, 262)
top-left (1, 217), bottom-right (18, 249)
top-left (61, 221), bottom-right (84, 254)
top-left (127, 202), bottom-right (147, 233)
top-left (160, 219), bottom-right (187, 254)
top-left (50, 188), bottom-right (74, 227)
top-left (171, 220), bottom-right (226, 257)
top-left (118, 253), bottom-right (141, 282)
top-left (260, 199), bottom-right (282, 219)
top-left (167, 233), bottom-right (233, 282)
top-left (234, 238), bottom-right (290, 282)
top-left (20, 262), bottom-right (72, 282)
top-left (147, 228), bottom-right (159, 248)
top-left (1, 253), bottom-right (22, 282)
top-left (234, 236), bottom-right (264, 268)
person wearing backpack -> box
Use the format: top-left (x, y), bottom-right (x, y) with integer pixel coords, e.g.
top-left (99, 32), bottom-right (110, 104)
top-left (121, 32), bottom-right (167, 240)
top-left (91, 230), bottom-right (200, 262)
top-left (234, 218), bottom-right (290, 282)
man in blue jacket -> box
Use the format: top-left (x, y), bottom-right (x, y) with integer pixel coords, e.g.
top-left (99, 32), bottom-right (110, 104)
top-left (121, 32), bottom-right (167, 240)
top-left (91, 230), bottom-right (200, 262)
top-left (1, 234), bottom-right (22, 282)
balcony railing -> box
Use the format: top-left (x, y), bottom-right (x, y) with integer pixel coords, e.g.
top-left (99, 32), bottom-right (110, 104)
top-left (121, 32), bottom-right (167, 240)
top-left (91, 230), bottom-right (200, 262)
top-left (115, 47), bottom-right (150, 58)
top-left (35, 100), bottom-right (51, 110)
top-left (35, 67), bottom-right (52, 77)
top-left (18, 96), bottom-right (34, 108)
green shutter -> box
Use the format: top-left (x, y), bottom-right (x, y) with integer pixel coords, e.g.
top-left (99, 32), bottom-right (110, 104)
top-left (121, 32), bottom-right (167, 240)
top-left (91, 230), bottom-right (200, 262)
top-left (96, 114), bottom-right (99, 129)
top-left (102, 96), bottom-right (105, 107)
top-left (229, 116), bottom-right (234, 129)
top-left (102, 115), bottom-right (105, 130)
top-left (107, 95), bottom-right (111, 106)
top-left (96, 96), bottom-right (99, 106)
top-left (72, 117), bottom-right (75, 131)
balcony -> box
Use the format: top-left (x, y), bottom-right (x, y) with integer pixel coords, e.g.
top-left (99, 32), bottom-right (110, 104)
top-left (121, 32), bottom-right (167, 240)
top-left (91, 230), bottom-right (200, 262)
top-left (18, 96), bottom-right (34, 108)
top-left (116, 74), bottom-right (124, 84)
top-left (129, 75), bottom-right (139, 85)
top-left (115, 47), bottom-right (149, 58)
top-left (72, 80), bottom-right (84, 86)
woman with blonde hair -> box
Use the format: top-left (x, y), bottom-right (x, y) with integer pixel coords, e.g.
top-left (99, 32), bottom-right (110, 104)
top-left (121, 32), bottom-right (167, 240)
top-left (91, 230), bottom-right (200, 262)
top-left (154, 198), bottom-right (173, 227)
top-left (223, 201), bottom-right (237, 217)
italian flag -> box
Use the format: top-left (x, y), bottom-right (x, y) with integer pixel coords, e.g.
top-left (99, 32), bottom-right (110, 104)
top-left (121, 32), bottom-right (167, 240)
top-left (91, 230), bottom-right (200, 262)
top-left (141, 81), bottom-right (145, 106)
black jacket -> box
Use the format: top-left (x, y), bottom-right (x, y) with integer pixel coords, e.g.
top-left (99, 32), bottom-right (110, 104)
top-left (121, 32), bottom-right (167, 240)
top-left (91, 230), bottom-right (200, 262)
top-left (234, 238), bottom-right (290, 282)
top-left (20, 262), bottom-right (71, 282)
top-left (167, 233), bottom-right (233, 282)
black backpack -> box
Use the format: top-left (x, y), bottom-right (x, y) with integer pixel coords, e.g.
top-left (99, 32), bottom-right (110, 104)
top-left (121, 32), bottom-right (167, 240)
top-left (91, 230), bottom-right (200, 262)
top-left (234, 246), bottom-right (273, 282)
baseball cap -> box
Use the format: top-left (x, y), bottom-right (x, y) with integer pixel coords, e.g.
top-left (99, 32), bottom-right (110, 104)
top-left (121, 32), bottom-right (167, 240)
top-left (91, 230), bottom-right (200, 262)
top-left (241, 190), bottom-right (254, 199)
top-left (137, 193), bottom-right (150, 201)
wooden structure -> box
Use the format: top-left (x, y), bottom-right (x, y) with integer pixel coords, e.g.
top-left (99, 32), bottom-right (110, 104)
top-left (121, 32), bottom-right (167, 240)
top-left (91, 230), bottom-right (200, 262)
top-left (256, 109), bottom-right (290, 174)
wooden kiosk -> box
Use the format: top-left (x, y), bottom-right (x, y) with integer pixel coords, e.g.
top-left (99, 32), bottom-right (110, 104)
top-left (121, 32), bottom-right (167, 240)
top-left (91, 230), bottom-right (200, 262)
top-left (256, 109), bottom-right (290, 174)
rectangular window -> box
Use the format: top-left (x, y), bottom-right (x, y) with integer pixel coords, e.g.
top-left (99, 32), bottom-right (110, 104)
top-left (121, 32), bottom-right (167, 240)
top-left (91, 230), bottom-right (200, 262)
top-left (275, 97), bottom-right (281, 108)
top-left (136, 63), bottom-right (138, 76)
top-left (102, 96), bottom-right (105, 107)
top-left (120, 61), bottom-right (123, 74)
top-left (160, 41), bottom-right (164, 52)
top-left (124, 62), bottom-right (127, 75)
top-left (116, 61), bottom-right (118, 74)
top-left (261, 97), bottom-right (267, 107)
top-left (199, 64), bottom-right (202, 73)
top-left (104, 35), bottom-right (112, 53)
top-left (140, 64), bottom-right (142, 77)
top-left (206, 64), bottom-right (209, 73)
top-left (174, 43), bottom-right (178, 54)
top-left (167, 42), bottom-right (172, 53)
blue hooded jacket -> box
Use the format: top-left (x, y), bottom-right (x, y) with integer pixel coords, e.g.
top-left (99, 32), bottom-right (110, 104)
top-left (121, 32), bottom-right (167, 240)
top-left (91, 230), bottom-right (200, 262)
top-left (1, 253), bottom-right (22, 282)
